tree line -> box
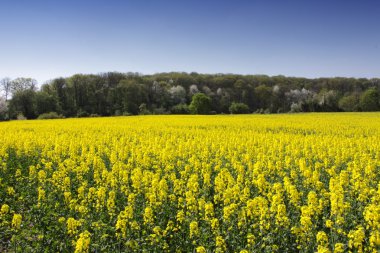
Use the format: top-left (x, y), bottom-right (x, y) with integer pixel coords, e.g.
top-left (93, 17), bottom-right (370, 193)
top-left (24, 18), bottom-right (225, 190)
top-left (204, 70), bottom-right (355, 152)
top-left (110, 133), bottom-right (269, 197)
top-left (0, 72), bottom-right (380, 120)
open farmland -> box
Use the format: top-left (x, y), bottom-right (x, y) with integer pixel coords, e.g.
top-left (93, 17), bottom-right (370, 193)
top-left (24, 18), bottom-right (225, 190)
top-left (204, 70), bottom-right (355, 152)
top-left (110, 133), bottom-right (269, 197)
top-left (0, 113), bottom-right (379, 252)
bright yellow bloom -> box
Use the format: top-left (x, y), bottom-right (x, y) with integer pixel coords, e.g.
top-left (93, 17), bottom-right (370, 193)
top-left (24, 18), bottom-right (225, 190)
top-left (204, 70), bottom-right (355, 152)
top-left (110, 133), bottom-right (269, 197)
top-left (106, 190), bottom-right (116, 216)
top-left (204, 202), bottom-right (214, 221)
top-left (67, 217), bottom-right (81, 235)
top-left (12, 213), bottom-right (22, 229)
top-left (0, 204), bottom-right (9, 214)
top-left (7, 187), bottom-right (15, 196)
top-left (189, 221), bottom-right (199, 238)
top-left (333, 243), bottom-right (345, 253)
top-left (196, 246), bottom-right (207, 253)
top-left (316, 231), bottom-right (328, 246)
top-left (38, 170), bottom-right (47, 183)
top-left (74, 230), bottom-right (91, 253)
top-left (369, 230), bottom-right (380, 248)
top-left (0, 113), bottom-right (379, 252)
top-left (215, 236), bottom-right (226, 252)
top-left (348, 226), bottom-right (365, 251)
top-left (316, 231), bottom-right (330, 252)
top-left (176, 210), bottom-right (185, 224)
top-left (144, 206), bottom-right (154, 225)
top-left (247, 233), bottom-right (255, 246)
top-left (38, 187), bottom-right (46, 205)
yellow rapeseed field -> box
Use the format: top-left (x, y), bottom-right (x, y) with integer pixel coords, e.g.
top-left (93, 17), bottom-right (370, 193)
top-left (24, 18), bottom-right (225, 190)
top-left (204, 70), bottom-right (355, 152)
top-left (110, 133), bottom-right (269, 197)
top-left (0, 113), bottom-right (379, 252)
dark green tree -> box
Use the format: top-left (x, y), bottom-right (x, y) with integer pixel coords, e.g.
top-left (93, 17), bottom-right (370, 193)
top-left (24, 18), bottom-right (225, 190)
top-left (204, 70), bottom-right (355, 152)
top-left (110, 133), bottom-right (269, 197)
top-left (35, 92), bottom-right (58, 115)
top-left (10, 77), bottom-right (37, 94)
top-left (189, 93), bottom-right (211, 114)
top-left (9, 89), bottom-right (37, 119)
top-left (359, 88), bottom-right (379, 111)
top-left (5, 72), bottom-right (380, 118)
top-left (254, 85), bottom-right (272, 110)
top-left (338, 95), bottom-right (359, 112)
top-left (317, 89), bottom-right (340, 111)
top-left (0, 97), bottom-right (7, 120)
top-left (116, 80), bottom-right (148, 115)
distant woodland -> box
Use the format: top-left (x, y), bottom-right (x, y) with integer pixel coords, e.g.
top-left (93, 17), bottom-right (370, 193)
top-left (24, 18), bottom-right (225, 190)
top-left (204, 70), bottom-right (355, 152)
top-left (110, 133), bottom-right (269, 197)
top-left (1, 72), bottom-right (380, 120)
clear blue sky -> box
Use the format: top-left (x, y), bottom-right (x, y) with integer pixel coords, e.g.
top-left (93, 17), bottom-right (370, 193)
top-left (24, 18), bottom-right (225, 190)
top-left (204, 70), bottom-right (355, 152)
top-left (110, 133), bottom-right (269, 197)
top-left (1, 0), bottom-right (379, 84)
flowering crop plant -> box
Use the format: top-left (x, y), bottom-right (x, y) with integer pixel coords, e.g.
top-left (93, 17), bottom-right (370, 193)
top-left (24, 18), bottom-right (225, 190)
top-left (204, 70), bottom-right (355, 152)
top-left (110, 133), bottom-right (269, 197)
top-left (0, 113), bottom-right (379, 252)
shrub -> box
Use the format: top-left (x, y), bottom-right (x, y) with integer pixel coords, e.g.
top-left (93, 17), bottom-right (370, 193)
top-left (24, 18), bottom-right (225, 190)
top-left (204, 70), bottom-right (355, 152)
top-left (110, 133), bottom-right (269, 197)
top-left (153, 107), bottom-right (169, 115)
top-left (37, 112), bottom-right (64, 120)
top-left (171, 104), bottom-right (190, 114)
top-left (16, 113), bottom-right (27, 120)
top-left (229, 102), bottom-right (250, 114)
top-left (114, 110), bottom-right (122, 116)
top-left (77, 109), bottom-right (89, 118)
top-left (254, 108), bottom-right (265, 114)
top-left (139, 103), bottom-right (151, 115)
top-left (290, 103), bottom-right (303, 113)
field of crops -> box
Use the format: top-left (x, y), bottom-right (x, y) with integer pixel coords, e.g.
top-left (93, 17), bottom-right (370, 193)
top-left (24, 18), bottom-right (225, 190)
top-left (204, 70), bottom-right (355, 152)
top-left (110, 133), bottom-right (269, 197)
top-left (0, 114), bottom-right (379, 252)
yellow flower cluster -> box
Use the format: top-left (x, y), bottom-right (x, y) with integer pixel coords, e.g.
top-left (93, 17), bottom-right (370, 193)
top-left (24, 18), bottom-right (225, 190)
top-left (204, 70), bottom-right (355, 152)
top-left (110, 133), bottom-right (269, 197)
top-left (0, 113), bottom-right (379, 252)
top-left (11, 214), bottom-right (22, 230)
top-left (74, 230), bottom-right (91, 253)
